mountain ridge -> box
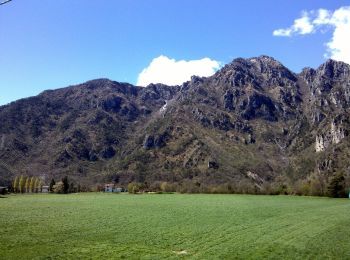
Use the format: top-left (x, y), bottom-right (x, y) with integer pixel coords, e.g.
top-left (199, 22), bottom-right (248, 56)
top-left (1, 55), bottom-right (350, 194)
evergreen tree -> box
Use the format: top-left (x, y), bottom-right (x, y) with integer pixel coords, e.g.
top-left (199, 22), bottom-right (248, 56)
top-left (19, 175), bottom-right (25, 193)
top-left (49, 178), bottom-right (55, 192)
top-left (13, 176), bottom-right (18, 193)
top-left (328, 173), bottom-right (346, 198)
top-left (29, 177), bottom-right (35, 193)
top-left (62, 176), bottom-right (69, 194)
top-left (25, 177), bottom-right (30, 193)
top-left (69, 182), bottom-right (74, 193)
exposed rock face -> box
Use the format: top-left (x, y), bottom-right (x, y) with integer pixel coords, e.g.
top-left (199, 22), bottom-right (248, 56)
top-left (0, 56), bottom-right (350, 188)
top-left (315, 121), bottom-right (345, 152)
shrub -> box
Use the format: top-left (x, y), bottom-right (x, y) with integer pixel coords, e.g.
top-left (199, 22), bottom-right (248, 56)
top-left (177, 180), bottom-right (200, 193)
top-left (128, 182), bottom-right (142, 194)
top-left (236, 179), bottom-right (257, 194)
top-left (53, 182), bottom-right (64, 194)
top-left (149, 181), bottom-right (162, 192)
top-left (160, 182), bottom-right (177, 192)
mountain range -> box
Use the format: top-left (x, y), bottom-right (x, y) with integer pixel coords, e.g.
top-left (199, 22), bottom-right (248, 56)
top-left (1, 55), bottom-right (350, 193)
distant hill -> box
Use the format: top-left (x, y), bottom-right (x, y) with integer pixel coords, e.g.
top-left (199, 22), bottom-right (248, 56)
top-left (1, 55), bottom-right (350, 193)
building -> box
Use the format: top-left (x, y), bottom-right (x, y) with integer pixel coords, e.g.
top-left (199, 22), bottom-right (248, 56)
top-left (0, 186), bottom-right (7, 195)
top-left (41, 186), bottom-right (49, 193)
top-left (104, 184), bottom-right (124, 193)
top-left (105, 184), bottom-right (114, 192)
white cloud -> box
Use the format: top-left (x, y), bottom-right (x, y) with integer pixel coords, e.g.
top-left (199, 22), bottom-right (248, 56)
top-left (137, 55), bottom-right (221, 86)
top-left (273, 6), bottom-right (350, 64)
top-left (273, 12), bottom-right (314, 36)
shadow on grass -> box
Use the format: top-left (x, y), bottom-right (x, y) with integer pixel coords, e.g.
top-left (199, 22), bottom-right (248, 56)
top-left (0, 195), bottom-right (8, 198)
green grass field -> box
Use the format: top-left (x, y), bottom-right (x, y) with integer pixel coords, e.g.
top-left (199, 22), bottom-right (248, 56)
top-left (1, 193), bottom-right (350, 259)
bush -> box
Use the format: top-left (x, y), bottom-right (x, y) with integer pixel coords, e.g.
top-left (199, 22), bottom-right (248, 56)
top-left (149, 181), bottom-right (162, 192)
top-left (293, 180), bottom-right (311, 196)
top-left (177, 180), bottom-right (200, 193)
top-left (160, 182), bottom-right (177, 192)
top-left (128, 182), bottom-right (142, 194)
top-left (53, 182), bottom-right (64, 194)
top-left (236, 179), bottom-right (257, 194)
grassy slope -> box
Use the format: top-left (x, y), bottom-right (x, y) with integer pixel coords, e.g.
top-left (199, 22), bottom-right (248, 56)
top-left (0, 193), bottom-right (349, 259)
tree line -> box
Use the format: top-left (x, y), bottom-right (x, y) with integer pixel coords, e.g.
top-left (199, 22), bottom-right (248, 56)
top-left (10, 175), bottom-right (80, 194)
top-left (12, 176), bottom-right (43, 193)
top-left (125, 172), bottom-right (350, 198)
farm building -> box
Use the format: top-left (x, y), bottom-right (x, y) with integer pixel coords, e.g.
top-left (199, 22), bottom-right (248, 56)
top-left (0, 186), bottom-right (7, 195)
top-left (104, 184), bottom-right (124, 193)
top-left (41, 186), bottom-right (49, 193)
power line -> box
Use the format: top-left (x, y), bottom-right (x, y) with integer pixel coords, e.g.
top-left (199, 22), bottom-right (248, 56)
top-left (0, 0), bottom-right (12, 6)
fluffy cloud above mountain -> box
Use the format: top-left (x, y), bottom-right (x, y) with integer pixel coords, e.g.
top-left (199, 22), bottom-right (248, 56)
top-left (137, 55), bottom-right (221, 86)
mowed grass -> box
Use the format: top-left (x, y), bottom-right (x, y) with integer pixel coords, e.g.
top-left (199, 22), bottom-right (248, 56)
top-left (1, 193), bottom-right (350, 259)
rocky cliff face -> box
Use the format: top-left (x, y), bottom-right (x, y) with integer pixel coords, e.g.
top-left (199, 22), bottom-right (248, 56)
top-left (0, 56), bottom-right (349, 189)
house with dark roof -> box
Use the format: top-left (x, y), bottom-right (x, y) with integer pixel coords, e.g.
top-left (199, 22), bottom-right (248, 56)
top-left (0, 186), bottom-right (8, 195)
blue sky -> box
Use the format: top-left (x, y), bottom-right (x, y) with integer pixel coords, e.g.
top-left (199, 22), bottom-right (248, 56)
top-left (0, 0), bottom-right (349, 105)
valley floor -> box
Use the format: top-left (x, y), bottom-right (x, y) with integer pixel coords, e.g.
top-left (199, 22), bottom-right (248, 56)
top-left (0, 193), bottom-right (349, 259)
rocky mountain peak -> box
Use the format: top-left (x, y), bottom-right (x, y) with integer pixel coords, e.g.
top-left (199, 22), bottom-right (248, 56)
top-left (316, 59), bottom-right (350, 79)
top-left (248, 55), bottom-right (282, 66)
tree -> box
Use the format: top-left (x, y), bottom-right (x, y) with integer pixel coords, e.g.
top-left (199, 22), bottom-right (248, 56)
top-left (25, 177), bottom-right (30, 193)
top-left (62, 176), bottom-right (69, 194)
top-left (37, 180), bottom-right (43, 192)
top-left (13, 176), bottom-right (18, 193)
top-left (309, 173), bottom-right (327, 196)
top-left (346, 174), bottom-right (350, 197)
top-left (34, 177), bottom-right (40, 193)
top-left (29, 177), bottom-right (35, 193)
top-left (19, 175), bottom-right (25, 193)
top-left (49, 178), bottom-right (55, 192)
top-left (328, 173), bottom-right (347, 198)
top-left (69, 182), bottom-right (75, 193)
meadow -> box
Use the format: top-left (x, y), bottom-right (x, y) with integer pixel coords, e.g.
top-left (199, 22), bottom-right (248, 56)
top-left (1, 193), bottom-right (350, 259)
